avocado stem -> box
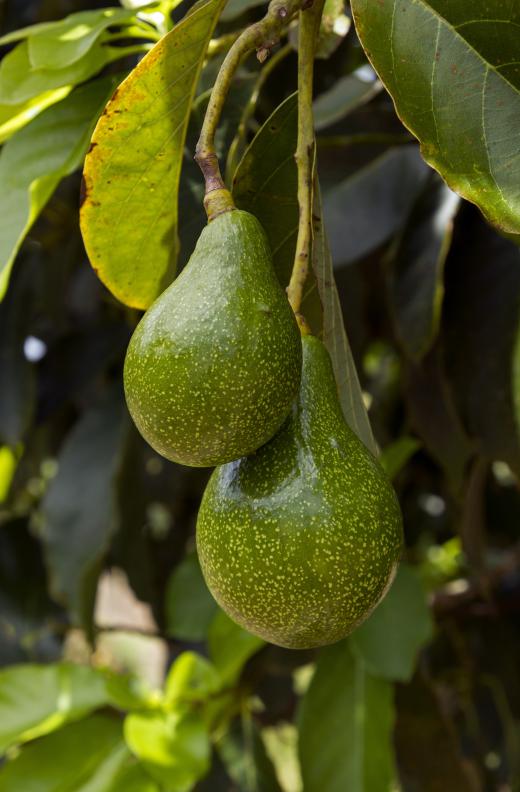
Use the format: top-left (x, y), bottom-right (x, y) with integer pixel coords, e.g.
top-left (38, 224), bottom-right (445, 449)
top-left (286, 0), bottom-right (325, 316)
top-left (195, 0), bottom-right (307, 220)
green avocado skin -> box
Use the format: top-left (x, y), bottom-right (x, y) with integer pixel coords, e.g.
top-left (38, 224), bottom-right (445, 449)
top-left (196, 335), bottom-right (403, 649)
top-left (124, 210), bottom-right (302, 467)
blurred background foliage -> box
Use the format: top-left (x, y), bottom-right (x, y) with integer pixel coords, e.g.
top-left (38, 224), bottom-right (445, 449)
top-left (0, 1), bottom-right (519, 790)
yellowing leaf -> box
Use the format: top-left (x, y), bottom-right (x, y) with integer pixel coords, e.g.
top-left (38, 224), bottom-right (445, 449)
top-left (80, 0), bottom-right (225, 310)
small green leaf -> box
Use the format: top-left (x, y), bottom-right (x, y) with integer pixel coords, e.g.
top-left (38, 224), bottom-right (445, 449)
top-left (0, 663), bottom-right (110, 754)
top-left (380, 436), bottom-right (421, 480)
top-left (0, 714), bottom-right (127, 791)
top-left (350, 564), bottom-right (434, 682)
top-left (40, 387), bottom-right (126, 632)
top-left (0, 39), bottom-right (131, 105)
top-left (298, 641), bottom-right (395, 792)
top-left (165, 551), bottom-right (217, 642)
top-left (124, 709), bottom-right (211, 791)
top-left (0, 77), bottom-right (116, 303)
top-left (0, 446), bottom-right (19, 502)
top-left (164, 652), bottom-right (221, 706)
top-left (220, 0), bottom-right (267, 21)
top-left (351, 0), bottom-right (520, 233)
top-left (81, 0), bottom-right (225, 310)
top-left (208, 610), bottom-right (264, 685)
top-left (218, 717), bottom-right (283, 792)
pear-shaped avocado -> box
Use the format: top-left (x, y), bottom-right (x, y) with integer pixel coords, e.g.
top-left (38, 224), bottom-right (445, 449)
top-left (124, 209), bottom-right (302, 467)
top-left (196, 334), bottom-right (403, 649)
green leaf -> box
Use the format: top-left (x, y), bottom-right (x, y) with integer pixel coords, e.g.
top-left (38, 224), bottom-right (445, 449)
top-left (298, 641), bottom-right (395, 792)
top-left (0, 87), bottom-right (71, 144)
top-left (0, 663), bottom-right (110, 754)
top-left (208, 610), bottom-right (264, 685)
top-left (40, 386), bottom-right (126, 632)
top-left (0, 446), bottom-right (19, 502)
top-left (110, 762), bottom-right (161, 792)
top-left (389, 175), bottom-right (461, 360)
top-left (0, 39), bottom-right (132, 105)
top-left (0, 713), bottom-right (127, 792)
top-left (350, 564), bottom-right (434, 682)
top-left (233, 93), bottom-right (323, 333)
top-left (351, 0), bottom-right (520, 233)
top-left (124, 709), bottom-right (211, 791)
top-left (165, 552), bottom-right (217, 641)
top-left (313, 72), bottom-right (381, 131)
top-left (1, 9), bottom-right (139, 70)
top-left (313, 182), bottom-right (378, 456)
top-left (80, 0), bottom-right (225, 310)
top-left (380, 436), bottom-right (421, 480)
top-left (323, 146), bottom-right (429, 267)
top-left (164, 652), bottom-right (221, 706)
top-left (0, 77), bottom-right (116, 303)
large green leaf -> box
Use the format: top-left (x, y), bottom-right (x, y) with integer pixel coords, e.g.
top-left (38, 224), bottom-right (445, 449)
top-left (0, 663), bottom-right (110, 754)
top-left (0, 714), bottom-right (128, 792)
top-left (165, 551), bottom-right (217, 642)
top-left (0, 88), bottom-right (71, 144)
top-left (298, 641), bottom-right (395, 792)
top-left (351, 0), bottom-right (520, 233)
top-left (0, 78), bottom-right (116, 302)
top-left (323, 146), bottom-right (429, 267)
top-left (350, 564), bottom-right (434, 682)
top-left (80, 0), bottom-right (225, 310)
top-left (0, 8), bottom-right (139, 70)
top-left (40, 387), bottom-right (126, 632)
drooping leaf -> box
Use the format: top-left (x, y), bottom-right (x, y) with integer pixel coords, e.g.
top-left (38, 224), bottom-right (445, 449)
top-left (81, 0), bottom-right (225, 310)
top-left (0, 77), bottom-right (117, 302)
top-left (0, 8), bottom-right (139, 70)
top-left (0, 714), bottom-right (128, 792)
top-left (442, 213), bottom-right (520, 476)
top-left (0, 663), bottom-right (111, 754)
top-left (313, 72), bottom-right (381, 131)
top-left (165, 551), bottom-right (217, 642)
top-left (208, 610), bottom-right (264, 685)
top-left (124, 709), bottom-right (211, 790)
top-left (389, 174), bottom-right (461, 360)
top-left (40, 386), bottom-right (126, 632)
top-left (351, 0), bottom-right (520, 233)
top-left (323, 146), bottom-right (430, 267)
top-left (313, 182), bottom-right (378, 455)
top-left (350, 564), bottom-right (434, 682)
top-left (298, 640), bottom-right (395, 792)
top-left (233, 92), bottom-right (322, 334)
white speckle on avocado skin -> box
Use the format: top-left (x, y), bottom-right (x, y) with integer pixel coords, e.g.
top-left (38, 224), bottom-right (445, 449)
top-left (123, 211), bottom-right (302, 467)
top-left (196, 335), bottom-right (404, 650)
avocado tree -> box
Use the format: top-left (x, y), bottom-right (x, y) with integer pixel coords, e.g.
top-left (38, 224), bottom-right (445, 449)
top-left (0, 0), bottom-right (519, 790)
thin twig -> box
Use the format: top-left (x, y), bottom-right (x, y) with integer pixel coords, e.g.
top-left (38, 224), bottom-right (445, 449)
top-left (286, 0), bottom-right (326, 317)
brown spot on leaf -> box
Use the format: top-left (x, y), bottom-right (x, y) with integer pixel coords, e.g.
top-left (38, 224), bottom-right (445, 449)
top-left (87, 141), bottom-right (98, 155)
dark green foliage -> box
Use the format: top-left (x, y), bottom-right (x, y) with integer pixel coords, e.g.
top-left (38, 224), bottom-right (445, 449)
top-left (0, 1), bottom-right (519, 790)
